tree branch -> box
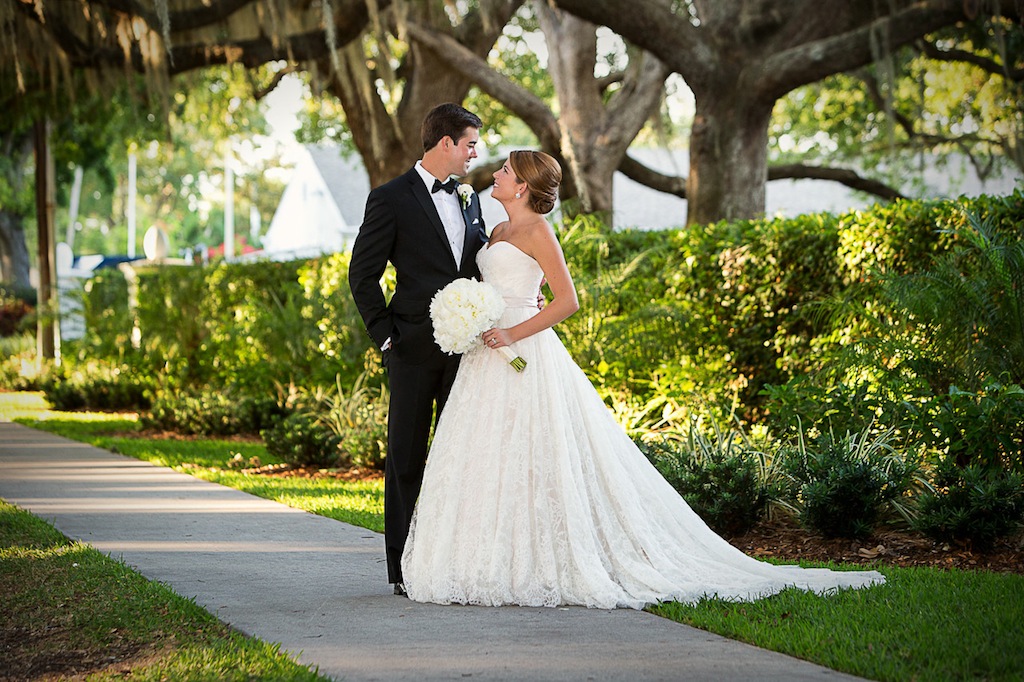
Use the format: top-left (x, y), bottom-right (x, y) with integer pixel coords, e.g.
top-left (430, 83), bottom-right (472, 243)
top-left (251, 64), bottom-right (299, 101)
top-left (617, 155), bottom-right (687, 198)
top-left (552, 0), bottom-right (711, 72)
top-left (768, 163), bottom-right (905, 200)
top-left (403, 20), bottom-right (561, 150)
top-left (616, 157), bottom-right (908, 203)
top-left (11, 0), bottom-right (377, 78)
top-left (81, 0), bottom-right (255, 32)
top-left (759, 0), bottom-right (1022, 100)
top-left (465, 158), bottom-right (506, 191)
top-left (855, 67), bottom-right (1003, 180)
top-left (596, 71), bottom-right (625, 92)
top-left (917, 38), bottom-right (1024, 80)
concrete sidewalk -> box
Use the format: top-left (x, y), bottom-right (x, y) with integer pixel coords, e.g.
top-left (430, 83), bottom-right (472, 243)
top-left (0, 422), bottom-right (865, 681)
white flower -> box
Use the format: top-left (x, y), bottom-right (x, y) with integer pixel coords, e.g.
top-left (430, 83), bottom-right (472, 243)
top-left (456, 183), bottom-right (474, 209)
top-left (430, 278), bottom-right (527, 372)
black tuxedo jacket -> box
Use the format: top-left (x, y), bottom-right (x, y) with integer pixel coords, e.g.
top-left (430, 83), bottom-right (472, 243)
top-left (348, 167), bottom-right (487, 364)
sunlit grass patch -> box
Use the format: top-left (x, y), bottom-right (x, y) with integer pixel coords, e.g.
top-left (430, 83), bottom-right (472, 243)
top-left (2, 391), bottom-right (138, 424)
top-left (651, 565), bottom-right (1024, 682)
top-left (0, 500), bottom-right (328, 681)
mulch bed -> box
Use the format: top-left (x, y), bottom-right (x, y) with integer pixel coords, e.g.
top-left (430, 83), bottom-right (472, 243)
top-left (243, 464), bottom-right (1023, 575)
top-left (729, 517), bottom-right (1024, 574)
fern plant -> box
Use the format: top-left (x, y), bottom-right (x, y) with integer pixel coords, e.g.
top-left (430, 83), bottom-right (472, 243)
top-left (877, 206), bottom-right (1024, 392)
top-left (309, 371), bottom-right (389, 470)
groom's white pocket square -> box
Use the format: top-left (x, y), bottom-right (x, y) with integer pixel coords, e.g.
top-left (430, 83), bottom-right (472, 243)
top-left (473, 218), bottom-right (480, 224)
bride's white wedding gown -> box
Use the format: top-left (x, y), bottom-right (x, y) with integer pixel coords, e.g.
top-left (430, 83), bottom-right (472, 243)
top-left (401, 241), bottom-right (885, 609)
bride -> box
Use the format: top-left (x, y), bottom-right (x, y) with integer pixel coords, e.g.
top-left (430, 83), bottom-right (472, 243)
top-left (400, 150), bottom-right (885, 609)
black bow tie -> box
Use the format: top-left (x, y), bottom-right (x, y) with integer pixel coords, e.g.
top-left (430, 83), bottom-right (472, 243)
top-left (432, 178), bottom-right (458, 194)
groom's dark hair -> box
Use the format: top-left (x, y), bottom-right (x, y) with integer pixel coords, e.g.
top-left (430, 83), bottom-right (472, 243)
top-left (422, 103), bottom-right (482, 152)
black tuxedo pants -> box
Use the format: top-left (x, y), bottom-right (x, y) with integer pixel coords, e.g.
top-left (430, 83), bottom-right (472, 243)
top-left (384, 349), bottom-right (462, 583)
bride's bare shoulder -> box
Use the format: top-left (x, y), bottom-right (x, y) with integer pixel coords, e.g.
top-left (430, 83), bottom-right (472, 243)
top-left (489, 220), bottom-right (511, 238)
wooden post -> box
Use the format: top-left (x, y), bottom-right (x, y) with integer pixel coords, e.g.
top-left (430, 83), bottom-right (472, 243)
top-left (34, 118), bottom-right (58, 362)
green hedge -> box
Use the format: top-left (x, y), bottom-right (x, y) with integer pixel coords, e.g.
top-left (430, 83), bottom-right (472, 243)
top-left (54, 190), bottom-right (1024, 425)
top-left (71, 256), bottom-right (373, 396)
top-left (559, 191), bottom-right (1024, 415)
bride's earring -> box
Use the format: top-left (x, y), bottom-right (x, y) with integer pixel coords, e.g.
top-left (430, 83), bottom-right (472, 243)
top-left (515, 191), bottom-right (521, 199)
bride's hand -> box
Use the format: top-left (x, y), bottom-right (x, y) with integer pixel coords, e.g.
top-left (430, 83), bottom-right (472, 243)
top-left (483, 328), bottom-right (510, 349)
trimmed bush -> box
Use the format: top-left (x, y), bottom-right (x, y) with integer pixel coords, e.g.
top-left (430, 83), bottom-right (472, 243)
top-left (914, 463), bottom-right (1024, 550)
top-left (143, 389), bottom-right (288, 436)
top-left (641, 417), bottom-right (770, 537)
top-left (261, 411), bottom-right (342, 469)
top-left (40, 363), bottom-right (153, 412)
top-left (781, 426), bottom-right (917, 538)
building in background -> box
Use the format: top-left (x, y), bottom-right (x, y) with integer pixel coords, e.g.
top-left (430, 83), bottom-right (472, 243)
top-left (260, 145), bottom-right (371, 260)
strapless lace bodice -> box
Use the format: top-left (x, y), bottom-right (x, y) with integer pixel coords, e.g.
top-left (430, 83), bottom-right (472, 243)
top-left (478, 241), bottom-right (544, 308)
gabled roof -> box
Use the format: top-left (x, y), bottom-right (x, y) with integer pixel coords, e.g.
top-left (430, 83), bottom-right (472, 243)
top-left (304, 145), bottom-right (372, 227)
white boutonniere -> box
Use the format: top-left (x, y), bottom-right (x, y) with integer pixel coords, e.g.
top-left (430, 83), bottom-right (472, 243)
top-left (456, 183), bottom-right (474, 209)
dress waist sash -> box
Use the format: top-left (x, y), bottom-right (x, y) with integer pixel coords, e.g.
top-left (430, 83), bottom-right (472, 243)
top-left (503, 295), bottom-right (537, 308)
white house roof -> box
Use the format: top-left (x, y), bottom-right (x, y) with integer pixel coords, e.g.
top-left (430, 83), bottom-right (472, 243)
top-left (261, 145), bottom-right (371, 259)
top-left (305, 145), bottom-right (372, 227)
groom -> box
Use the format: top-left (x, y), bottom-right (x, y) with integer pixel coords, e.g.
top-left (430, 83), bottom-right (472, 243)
top-left (348, 102), bottom-right (486, 596)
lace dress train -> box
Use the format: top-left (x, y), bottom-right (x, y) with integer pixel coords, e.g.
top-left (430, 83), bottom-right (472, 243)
top-left (401, 241), bottom-right (885, 609)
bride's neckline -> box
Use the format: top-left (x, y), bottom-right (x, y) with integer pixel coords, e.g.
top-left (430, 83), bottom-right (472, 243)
top-left (486, 239), bottom-right (528, 255)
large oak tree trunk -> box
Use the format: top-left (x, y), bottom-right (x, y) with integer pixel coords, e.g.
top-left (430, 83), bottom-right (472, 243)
top-left (549, 0), bottom-right (1004, 225)
top-left (687, 92), bottom-right (773, 225)
top-left (326, 1), bottom-right (523, 189)
top-left (537, 4), bottom-right (668, 218)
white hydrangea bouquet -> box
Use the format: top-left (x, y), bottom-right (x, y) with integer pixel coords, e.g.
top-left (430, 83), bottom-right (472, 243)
top-left (430, 278), bottom-right (527, 372)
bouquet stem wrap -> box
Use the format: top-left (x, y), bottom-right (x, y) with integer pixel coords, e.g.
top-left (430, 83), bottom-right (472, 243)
top-left (429, 278), bottom-right (527, 373)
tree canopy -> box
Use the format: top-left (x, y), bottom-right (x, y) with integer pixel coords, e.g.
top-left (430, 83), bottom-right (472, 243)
top-left (2, 0), bottom-right (1022, 289)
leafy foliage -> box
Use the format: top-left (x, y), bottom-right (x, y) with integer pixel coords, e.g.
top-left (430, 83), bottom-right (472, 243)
top-left (40, 362), bottom-right (154, 412)
top-left (303, 372), bottom-right (389, 471)
top-left (143, 388), bottom-right (287, 437)
top-left (770, 18), bottom-right (1024, 190)
top-left (914, 464), bottom-right (1024, 550)
top-left (780, 425), bottom-right (919, 539)
top-left (875, 205), bottom-right (1024, 392)
top-left (262, 411), bottom-right (343, 469)
top-left (907, 383), bottom-right (1024, 474)
top-left (641, 414), bottom-right (771, 537)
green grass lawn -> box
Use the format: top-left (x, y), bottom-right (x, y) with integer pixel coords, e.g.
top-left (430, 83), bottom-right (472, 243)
top-left (0, 499), bottom-right (329, 681)
top-left (6, 393), bottom-right (1024, 681)
top-left (652, 566), bottom-right (1024, 682)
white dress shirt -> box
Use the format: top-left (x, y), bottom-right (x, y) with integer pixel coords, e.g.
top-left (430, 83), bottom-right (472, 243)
top-left (415, 161), bottom-right (465, 267)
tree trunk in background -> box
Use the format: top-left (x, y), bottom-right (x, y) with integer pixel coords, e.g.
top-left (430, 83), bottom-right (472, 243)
top-left (0, 129), bottom-right (34, 291)
top-left (34, 119), bottom-right (57, 360)
top-left (536, 3), bottom-right (669, 218)
top-left (687, 91), bottom-right (773, 226)
top-left (550, 0), bottom-right (1004, 225)
top-left (327, 0), bottom-right (524, 189)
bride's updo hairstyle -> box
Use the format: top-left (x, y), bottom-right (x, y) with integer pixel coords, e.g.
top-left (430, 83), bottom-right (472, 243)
top-left (509, 150), bottom-right (561, 215)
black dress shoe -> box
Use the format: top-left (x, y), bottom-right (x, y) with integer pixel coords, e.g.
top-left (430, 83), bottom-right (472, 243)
top-left (393, 582), bottom-right (407, 596)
